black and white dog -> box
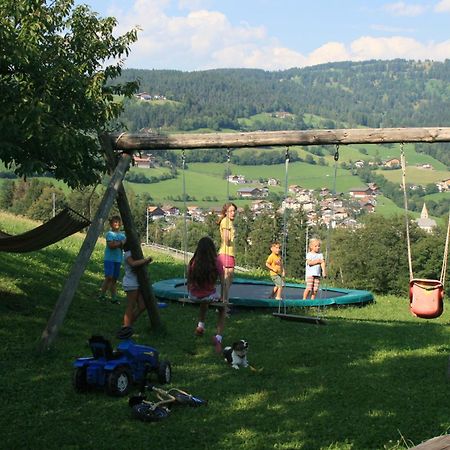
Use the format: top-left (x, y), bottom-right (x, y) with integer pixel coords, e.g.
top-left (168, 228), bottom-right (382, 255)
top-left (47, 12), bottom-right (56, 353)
top-left (223, 340), bottom-right (249, 369)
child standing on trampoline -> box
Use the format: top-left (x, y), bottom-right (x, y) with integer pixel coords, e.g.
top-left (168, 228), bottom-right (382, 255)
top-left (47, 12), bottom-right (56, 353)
top-left (99, 215), bottom-right (126, 304)
top-left (303, 238), bottom-right (326, 300)
top-left (188, 236), bottom-right (225, 353)
top-left (266, 242), bottom-right (285, 300)
top-left (217, 202), bottom-right (237, 306)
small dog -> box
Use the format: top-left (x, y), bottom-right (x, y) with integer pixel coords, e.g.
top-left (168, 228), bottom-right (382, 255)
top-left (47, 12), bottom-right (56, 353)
top-left (223, 339), bottom-right (249, 369)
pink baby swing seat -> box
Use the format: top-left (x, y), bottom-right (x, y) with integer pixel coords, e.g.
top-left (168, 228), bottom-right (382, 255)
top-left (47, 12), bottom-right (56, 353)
top-left (409, 278), bottom-right (444, 319)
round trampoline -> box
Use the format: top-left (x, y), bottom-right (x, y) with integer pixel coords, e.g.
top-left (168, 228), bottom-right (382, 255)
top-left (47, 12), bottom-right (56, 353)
top-left (152, 277), bottom-right (374, 308)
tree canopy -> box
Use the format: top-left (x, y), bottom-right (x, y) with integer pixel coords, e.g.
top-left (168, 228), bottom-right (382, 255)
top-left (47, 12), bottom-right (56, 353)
top-left (0, 0), bottom-right (139, 188)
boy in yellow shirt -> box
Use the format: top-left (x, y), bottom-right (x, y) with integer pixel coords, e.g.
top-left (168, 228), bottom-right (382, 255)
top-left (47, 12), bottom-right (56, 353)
top-left (265, 242), bottom-right (285, 300)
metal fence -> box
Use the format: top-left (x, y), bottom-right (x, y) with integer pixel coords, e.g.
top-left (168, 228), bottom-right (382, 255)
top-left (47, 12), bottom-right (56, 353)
top-left (143, 242), bottom-right (250, 273)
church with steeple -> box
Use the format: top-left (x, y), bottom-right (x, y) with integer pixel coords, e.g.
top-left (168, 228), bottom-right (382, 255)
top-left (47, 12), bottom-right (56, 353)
top-left (415, 203), bottom-right (436, 233)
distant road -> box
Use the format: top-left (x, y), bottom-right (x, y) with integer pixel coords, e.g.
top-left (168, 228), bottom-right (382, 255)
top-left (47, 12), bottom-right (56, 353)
top-left (143, 242), bottom-right (249, 273)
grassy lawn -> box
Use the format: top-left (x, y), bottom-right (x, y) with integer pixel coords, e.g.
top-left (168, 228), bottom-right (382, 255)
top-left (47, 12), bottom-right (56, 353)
top-left (128, 161), bottom-right (364, 205)
top-left (373, 195), bottom-right (407, 217)
top-left (424, 191), bottom-right (450, 201)
top-left (375, 167), bottom-right (449, 186)
top-left (1, 211), bottom-right (450, 449)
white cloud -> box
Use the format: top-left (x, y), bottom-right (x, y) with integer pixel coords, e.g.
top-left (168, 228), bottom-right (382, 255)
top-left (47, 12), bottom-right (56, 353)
top-left (383, 2), bottom-right (427, 16)
top-left (349, 36), bottom-right (450, 61)
top-left (109, 0), bottom-right (450, 70)
top-left (210, 45), bottom-right (306, 70)
top-left (306, 42), bottom-right (350, 66)
top-left (435, 0), bottom-right (450, 12)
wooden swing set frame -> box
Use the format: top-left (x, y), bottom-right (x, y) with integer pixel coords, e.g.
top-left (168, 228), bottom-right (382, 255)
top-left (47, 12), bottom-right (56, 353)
top-left (38, 127), bottom-right (450, 349)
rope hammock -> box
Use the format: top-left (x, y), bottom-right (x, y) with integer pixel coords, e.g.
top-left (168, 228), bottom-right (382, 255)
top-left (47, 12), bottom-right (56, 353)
top-left (400, 143), bottom-right (450, 319)
top-left (0, 207), bottom-right (90, 253)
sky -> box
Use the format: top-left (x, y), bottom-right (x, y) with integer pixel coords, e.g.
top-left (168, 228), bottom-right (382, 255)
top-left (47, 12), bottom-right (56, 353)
top-left (75, 0), bottom-right (450, 71)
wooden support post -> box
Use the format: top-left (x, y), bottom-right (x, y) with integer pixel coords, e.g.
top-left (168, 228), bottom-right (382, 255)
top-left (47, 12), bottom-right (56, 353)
top-left (38, 153), bottom-right (132, 351)
top-left (102, 137), bottom-right (162, 331)
top-left (116, 186), bottom-right (162, 330)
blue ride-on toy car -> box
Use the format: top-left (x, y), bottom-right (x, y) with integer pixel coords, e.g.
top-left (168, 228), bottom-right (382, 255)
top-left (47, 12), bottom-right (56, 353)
top-left (73, 335), bottom-right (172, 396)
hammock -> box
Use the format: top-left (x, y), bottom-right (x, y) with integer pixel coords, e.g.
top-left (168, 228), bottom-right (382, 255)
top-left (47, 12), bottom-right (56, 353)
top-left (0, 208), bottom-right (90, 253)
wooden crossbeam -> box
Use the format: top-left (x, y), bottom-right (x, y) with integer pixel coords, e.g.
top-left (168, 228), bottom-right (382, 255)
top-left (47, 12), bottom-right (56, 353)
top-left (110, 127), bottom-right (450, 151)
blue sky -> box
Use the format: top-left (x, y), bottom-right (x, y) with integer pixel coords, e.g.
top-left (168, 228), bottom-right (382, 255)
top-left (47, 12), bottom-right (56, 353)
top-left (76, 0), bottom-right (450, 71)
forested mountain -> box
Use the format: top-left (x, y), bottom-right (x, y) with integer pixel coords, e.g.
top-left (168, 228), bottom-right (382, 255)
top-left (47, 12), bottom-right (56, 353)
top-left (113, 59), bottom-right (450, 165)
top-left (115, 59), bottom-right (450, 130)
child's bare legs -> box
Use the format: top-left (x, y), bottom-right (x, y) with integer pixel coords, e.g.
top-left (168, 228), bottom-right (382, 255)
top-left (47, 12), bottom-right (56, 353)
top-left (198, 303), bottom-right (209, 324)
top-left (195, 303), bottom-right (209, 335)
top-left (100, 276), bottom-right (118, 301)
top-left (303, 287), bottom-right (311, 300)
top-left (221, 267), bottom-right (234, 305)
top-left (311, 278), bottom-right (320, 300)
top-left (275, 285), bottom-right (283, 300)
top-left (211, 304), bottom-right (227, 353)
top-left (100, 275), bottom-right (113, 295)
top-left (123, 290), bottom-right (146, 327)
top-left (110, 278), bottom-right (118, 298)
top-left (216, 306), bottom-right (226, 336)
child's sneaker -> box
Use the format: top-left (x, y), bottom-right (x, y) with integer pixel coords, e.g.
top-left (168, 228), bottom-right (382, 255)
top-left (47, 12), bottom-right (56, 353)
top-left (195, 326), bottom-right (205, 336)
top-left (211, 336), bottom-right (222, 354)
top-left (110, 297), bottom-right (120, 305)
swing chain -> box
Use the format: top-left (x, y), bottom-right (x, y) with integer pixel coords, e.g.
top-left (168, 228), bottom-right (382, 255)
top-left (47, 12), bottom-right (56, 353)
top-left (226, 147), bottom-right (232, 163)
top-left (334, 144), bottom-right (340, 162)
top-left (181, 148), bottom-right (186, 170)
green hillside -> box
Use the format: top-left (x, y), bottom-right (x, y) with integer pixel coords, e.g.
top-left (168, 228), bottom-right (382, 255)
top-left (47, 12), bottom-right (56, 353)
top-left (375, 167), bottom-right (449, 186)
top-left (124, 161), bottom-right (363, 206)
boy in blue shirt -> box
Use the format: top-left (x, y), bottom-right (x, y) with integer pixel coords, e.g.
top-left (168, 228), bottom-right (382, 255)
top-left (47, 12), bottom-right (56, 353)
top-left (99, 215), bottom-right (126, 304)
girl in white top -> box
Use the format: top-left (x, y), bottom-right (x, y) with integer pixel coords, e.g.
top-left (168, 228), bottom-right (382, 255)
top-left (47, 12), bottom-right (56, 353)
top-left (122, 243), bottom-right (153, 327)
top-left (303, 238), bottom-right (326, 300)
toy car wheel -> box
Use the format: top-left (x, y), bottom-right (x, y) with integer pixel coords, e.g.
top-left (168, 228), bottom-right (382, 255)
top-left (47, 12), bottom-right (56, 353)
top-left (73, 367), bottom-right (89, 393)
top-left (106, 366), bottom-right (132, 396)
top-left (158, 360), bottom-right (172, 384)
top-left (132, 403), bottom-right (169, 422)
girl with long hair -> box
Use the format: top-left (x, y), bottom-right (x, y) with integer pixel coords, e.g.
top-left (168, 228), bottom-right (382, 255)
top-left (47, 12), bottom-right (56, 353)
top-left (217, 202), bottom-right (237, 307)
top-left (188, 236), bottom-right (225, 353)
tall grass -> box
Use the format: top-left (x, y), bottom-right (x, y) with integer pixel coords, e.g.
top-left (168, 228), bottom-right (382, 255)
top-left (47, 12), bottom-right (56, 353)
top-left (1, 211), bottom-right (450, 449)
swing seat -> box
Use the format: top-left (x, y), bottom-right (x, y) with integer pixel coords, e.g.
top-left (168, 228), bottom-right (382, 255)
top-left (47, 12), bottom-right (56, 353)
top-left (409, 278), bottom-right (444, 319)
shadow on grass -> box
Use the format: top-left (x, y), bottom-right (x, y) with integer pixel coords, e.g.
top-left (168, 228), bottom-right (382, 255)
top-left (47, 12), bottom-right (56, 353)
top-left (2, 249), bottom-right (450, 449)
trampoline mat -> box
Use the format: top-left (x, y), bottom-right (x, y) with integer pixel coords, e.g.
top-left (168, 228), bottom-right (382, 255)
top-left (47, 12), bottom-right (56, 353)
top-left (173, 281), bottom-right (345, 300)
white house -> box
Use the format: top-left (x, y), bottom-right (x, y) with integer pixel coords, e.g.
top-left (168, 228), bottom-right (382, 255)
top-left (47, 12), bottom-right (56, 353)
top-left (237, 187), bottom-right (265, 198)
top-left (228, 175), bottom-right (246, 184)
top-left (267, 178), bottom-right (280, 186)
